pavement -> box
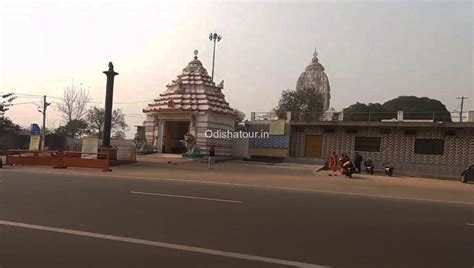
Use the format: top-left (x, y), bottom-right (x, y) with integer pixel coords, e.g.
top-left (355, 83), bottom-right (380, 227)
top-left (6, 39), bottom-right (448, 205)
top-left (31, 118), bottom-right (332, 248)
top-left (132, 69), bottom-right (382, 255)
top-left (0, 160), bottom-right (473, 268)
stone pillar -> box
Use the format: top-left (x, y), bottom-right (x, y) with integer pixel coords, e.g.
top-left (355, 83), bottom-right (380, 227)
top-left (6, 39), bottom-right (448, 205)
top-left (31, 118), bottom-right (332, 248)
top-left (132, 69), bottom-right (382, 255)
top-left (286, 111), bottom-right (292, 123)
top-left (397, 111), bottom-right (404, 122)
top-left (468, 111), bottom-right (474, 122)
top-left (102, 62), bottom-right (119, 147)
top-left (156, 120), bottom-right (165, 153)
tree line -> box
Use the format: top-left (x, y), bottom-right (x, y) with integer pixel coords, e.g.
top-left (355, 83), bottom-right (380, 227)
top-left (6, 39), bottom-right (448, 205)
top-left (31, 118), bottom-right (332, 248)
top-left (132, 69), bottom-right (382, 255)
top-left (274, 88), bottom-right (452, 122)
top-left (0, 87), bottom-right (129, 138)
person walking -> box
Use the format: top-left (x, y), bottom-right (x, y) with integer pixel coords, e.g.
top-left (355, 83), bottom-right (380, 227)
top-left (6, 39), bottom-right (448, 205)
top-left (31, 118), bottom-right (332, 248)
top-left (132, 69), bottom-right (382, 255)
top-left (354, 152), bottom-right (363, 174)
top-left (208, 146), bottom-right (216, 170)
top-left (329, 152), bottom-right (338, 173)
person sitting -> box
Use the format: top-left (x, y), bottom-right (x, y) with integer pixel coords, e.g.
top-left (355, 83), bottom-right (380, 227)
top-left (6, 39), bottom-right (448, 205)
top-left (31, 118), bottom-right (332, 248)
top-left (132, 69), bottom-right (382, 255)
top-left (364, 158), bottom-right (374, 174)
top-left (341, 160), bottom-right (353, 178)
top-left (364, 158), bottom-right (373, 166)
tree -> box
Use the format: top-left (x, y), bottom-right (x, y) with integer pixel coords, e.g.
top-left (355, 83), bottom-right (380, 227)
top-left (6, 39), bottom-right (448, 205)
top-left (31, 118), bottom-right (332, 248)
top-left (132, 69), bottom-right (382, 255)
top-left (0, 93), bottom-right (15, 115)
top-left (233, 108), bottom-right (246, 130)
top-left (343, 96), bottom-right (452, 122)
top-left (275, 90), bottom-right (298, 119)
top-left (55, 86), bottom-right (92, 138)
top-left (233, 108), bottom-right (246, 123)
top-left (54, 119), bottom-right (88, 138)
top-left (0, 93), bottom-right (20, 134)
top-left (57, 86), bottom-right (91, 122)
top-left (343, 102), bottom-right (387, 121)
top-left (299, 88), bottom-right (325, 116)
top-left (274, 89), bottom-right (324, 121)
top-left (382, 96), bottom-right (451, 122)
top-left (85, 107), bottom-right (128, 138)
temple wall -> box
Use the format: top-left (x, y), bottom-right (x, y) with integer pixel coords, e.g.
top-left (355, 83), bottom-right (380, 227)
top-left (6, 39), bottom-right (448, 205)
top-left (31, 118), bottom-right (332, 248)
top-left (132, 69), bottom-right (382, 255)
top-left (195, 113), bottom-right (235, 156)
top-left (142, 111), bottom-right (235, 156)
top-left (144, 115), bottom-right (156, 146)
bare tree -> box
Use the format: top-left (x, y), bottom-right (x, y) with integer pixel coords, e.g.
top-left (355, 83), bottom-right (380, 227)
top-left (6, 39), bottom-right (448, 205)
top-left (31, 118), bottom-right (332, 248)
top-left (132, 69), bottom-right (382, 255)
top-left (57, 85), bottom-right (92, 123)
top-left (85, 107), bottom-right (128, 139)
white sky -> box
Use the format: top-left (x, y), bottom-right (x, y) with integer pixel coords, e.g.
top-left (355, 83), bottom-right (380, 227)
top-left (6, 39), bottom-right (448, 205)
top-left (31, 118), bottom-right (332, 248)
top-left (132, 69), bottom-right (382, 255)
top-left (1, 0), bottom-right (473, 138)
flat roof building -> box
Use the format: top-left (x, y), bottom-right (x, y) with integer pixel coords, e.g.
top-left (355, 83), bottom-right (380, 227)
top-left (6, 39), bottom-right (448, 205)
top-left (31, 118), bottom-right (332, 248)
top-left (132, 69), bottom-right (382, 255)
top-left (247, 111), bottom-right (474, 179)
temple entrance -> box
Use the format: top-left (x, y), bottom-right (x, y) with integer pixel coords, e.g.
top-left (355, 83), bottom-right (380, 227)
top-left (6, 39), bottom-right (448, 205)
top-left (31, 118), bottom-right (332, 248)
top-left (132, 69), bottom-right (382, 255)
top-left (305, 135), bottom-right (323, 158)
top-left (163, 121), bottom-right (189, 154)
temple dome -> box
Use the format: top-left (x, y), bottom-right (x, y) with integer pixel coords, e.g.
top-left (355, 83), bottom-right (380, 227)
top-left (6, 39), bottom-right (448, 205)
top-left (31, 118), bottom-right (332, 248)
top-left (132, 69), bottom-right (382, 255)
top-left (182, 56), bottom-right (209, 76)
top-left (144, 50), bottom-right (234, 115)
top-left (296, 49), bottom-right (331, 111)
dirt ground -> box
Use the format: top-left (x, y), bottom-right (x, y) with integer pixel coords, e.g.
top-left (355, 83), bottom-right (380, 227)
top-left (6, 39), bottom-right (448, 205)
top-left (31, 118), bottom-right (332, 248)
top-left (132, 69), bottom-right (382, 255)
top-left (2, 154), bottom-right (473, 204)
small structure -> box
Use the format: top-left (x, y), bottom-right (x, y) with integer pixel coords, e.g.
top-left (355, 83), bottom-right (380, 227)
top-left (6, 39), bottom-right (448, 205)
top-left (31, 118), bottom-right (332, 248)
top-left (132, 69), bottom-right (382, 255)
top-left (247, 112), bottom-right (291, 159)
top-left (143, 50), bottom-right (235, 156)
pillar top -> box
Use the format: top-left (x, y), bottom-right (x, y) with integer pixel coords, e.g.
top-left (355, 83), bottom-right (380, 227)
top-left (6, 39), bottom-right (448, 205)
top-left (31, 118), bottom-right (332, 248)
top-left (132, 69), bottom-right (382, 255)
top-left (103, 61), bottom-right (119, 76)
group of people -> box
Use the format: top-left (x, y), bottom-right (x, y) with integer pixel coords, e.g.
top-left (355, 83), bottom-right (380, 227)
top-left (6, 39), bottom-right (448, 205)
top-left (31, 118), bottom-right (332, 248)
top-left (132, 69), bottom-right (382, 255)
top-left (328, 151), bottom-right (374, 178)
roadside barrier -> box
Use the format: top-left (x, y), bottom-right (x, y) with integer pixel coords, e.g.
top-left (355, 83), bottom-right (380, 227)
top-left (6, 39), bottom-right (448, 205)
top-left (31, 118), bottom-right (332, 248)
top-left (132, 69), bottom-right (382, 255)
top-left (6, 150), bottom-right (111, 171)
top-left (62, 151), bottom-right (111, 171)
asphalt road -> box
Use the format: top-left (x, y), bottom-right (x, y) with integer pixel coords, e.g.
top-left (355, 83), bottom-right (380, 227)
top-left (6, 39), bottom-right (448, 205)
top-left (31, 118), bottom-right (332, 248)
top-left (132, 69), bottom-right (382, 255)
top-left (0, 169), bottom-right (473, 268)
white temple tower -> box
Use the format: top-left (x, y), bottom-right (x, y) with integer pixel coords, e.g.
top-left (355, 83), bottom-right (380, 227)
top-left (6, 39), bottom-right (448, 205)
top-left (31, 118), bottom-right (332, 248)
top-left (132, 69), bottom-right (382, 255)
top-left (295, 48), bottom-right (331, 111)
top-left (143, 50), bottom-right (235, 156)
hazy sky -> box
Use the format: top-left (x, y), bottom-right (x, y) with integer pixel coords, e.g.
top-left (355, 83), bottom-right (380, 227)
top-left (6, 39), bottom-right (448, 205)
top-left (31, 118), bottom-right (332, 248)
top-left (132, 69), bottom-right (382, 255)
top-left (1, 0), bottom-right (472, 137)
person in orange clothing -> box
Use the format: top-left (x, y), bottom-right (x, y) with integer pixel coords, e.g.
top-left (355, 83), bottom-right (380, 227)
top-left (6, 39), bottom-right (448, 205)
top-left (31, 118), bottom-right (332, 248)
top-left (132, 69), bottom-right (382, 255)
top-left (329, 152), bottom-right (338, 172)
top-left (339, 152), bottom-right (350, 174)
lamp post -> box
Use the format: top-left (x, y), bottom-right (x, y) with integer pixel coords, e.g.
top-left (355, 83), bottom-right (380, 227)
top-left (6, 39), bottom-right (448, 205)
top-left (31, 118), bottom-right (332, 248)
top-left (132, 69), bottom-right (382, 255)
top-left (209, 32), bottom-right (222, 82)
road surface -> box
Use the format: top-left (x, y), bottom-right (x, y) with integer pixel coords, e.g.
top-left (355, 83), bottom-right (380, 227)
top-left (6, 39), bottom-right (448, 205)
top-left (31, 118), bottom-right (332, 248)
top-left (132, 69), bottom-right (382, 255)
top-left (0, 168), bottom-right (473, 267)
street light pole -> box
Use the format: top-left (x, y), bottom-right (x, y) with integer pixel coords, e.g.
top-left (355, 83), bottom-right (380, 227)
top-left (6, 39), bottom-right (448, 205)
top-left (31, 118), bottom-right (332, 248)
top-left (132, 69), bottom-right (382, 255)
top-left (457, 96), bottom-right (468, 123)
top-left (209, 32), bottom-right (222, 82)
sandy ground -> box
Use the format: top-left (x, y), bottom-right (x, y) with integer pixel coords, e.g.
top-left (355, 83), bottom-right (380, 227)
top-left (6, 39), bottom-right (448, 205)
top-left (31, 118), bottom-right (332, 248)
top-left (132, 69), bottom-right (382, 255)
top-left (2, 154), bottom-right (473, 204)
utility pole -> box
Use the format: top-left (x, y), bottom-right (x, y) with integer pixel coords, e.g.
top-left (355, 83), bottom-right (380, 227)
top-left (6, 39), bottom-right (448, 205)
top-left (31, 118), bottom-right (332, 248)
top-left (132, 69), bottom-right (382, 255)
top-left (457, 96), bottom-right (468, 123)
top-left (209, 32), bottom-right (222, 82)
top-left (38, 95), bottom-right (50, 150)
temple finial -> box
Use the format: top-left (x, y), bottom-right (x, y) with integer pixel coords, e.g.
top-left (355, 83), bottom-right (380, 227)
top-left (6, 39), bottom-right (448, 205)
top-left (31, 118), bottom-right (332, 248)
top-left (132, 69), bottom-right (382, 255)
top-left (312, 46), bottom-right (319, 63)
top-left (193, 49), bottom-right (199, 60)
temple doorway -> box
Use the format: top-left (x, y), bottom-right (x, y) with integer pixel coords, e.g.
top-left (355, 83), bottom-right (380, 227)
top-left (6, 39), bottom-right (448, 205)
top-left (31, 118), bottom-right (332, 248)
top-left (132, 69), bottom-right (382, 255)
top-left (163, 121), bottom-right (189, 154)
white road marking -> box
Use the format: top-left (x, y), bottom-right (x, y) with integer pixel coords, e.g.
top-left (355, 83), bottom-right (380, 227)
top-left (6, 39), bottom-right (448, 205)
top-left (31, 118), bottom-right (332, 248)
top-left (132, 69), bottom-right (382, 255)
top-left (3, 169), bottom-right (474, 206)
top-left (130, 191), bottom-right (243, 204)
top-left (465, 223), bottom-right (474, 226)
top-left (0, 220), bottom-right (328, 268)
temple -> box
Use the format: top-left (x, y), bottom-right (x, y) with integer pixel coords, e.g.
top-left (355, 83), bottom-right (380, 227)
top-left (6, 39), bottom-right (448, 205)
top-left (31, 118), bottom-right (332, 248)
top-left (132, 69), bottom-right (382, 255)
top-left (143, 50), bottom-right (235, 156)
top-left (295, 48), bottom-right (331, 111)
